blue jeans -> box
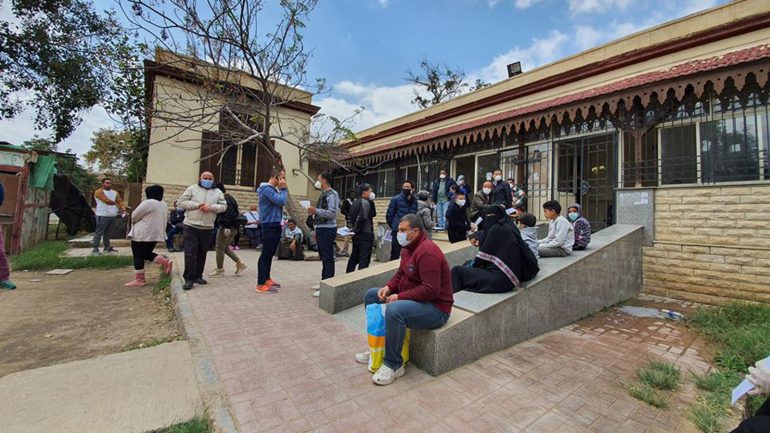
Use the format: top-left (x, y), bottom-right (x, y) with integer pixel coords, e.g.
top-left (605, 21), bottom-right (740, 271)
top-left (436, 201), bottom-right (448, 228)
top-left (258, 225), bottom-right (281, 285)
top-left (316, 227), bottom-right (336, 280)
top-left (364, 287), bottom-right (449, 370)
top-left (166, 224), bottom-right (184, 250)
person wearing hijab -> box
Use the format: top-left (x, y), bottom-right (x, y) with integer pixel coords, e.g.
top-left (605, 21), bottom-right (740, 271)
top-left (567, 203), bottom-right (591, 250)
top-left (451, 205), bottom-right (539, 294)
top-left (125, 185), bottom-right (173, 286)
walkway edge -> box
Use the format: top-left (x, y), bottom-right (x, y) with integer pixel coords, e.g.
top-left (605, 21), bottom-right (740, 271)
top-left (170, 265), bottom-right (239, 433)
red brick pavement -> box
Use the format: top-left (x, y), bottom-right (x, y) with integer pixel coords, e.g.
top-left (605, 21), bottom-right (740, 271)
top-left (178, 250), bottom-right (709, 433)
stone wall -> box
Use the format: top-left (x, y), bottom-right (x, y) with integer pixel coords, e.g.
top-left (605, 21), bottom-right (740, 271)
top-left (643, 184), bottom-right (770, 304)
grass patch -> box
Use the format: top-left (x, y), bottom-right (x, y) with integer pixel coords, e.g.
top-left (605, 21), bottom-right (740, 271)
top-left (635, 360), bottom-right (682, 391)
top-left (10, 241), bottom-right (133, 271)
top-left (627, 383), bottom-right (670, 409)
top-left (687, 392), bottom-right (731, 433)
top-left (691, 370), bottom-right (740, 393)
top-left (147, 417), bottom-right (210, 433)
top-left (153, 272), bottom-right (172, 296)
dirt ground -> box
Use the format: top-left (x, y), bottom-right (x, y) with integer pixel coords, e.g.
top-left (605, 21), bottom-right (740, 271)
top-left (0, 267), bottom-right (180, 378)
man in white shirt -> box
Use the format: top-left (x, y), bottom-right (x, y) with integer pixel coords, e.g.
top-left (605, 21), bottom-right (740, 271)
top-left (243, 205), bottom-right (261, 249)
top-left (92, 178), bottom-right (126, 255)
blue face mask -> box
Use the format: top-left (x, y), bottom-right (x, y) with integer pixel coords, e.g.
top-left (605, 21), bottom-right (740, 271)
top-left (200, 179), bottom-right (214, 189)
top-left (568, 212), bottom-right (579, 221)
top-left (176, 207), bottom-right (183, 212)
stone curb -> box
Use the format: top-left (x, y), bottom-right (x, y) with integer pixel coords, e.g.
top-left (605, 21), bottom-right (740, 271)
top-left (169, 261), bottom-right (239, 433)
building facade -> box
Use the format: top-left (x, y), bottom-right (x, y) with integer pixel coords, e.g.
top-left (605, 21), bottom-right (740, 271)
top-left (339, 0), bottom-right (770, 304)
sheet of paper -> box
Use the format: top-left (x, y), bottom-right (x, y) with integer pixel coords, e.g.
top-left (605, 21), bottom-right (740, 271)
top-left (731, 379), bottom-right (755, 405)
top-left (475, 217), bottom-right (483, 225)
top-left (384, 230), bottom-right (392, 242)
top-left (506, 208), bottom-right (516, 215)
top-left (299, 200), bottom-right (311, 209)
top-left (337, 227), bottom-right (354, 237)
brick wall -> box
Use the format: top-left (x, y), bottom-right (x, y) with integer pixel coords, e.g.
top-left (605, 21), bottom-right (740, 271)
top-left (643, 184), bottom-right (770, 304)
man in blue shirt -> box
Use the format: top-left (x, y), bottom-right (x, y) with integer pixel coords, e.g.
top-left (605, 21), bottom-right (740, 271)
top-left (432, 169), bottom-right (456, 229)
top-left (255, 168), bottom-right (288, 294)
top-left (308, 172), bottom-right (339, 290)
top-left (386, 180), bottom-right (418, 261)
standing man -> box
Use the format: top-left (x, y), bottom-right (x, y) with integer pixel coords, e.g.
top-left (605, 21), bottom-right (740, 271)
top-left (308, 172), bottom-right (339, 294)
top-left (92, 177), bottom-right (126, 255)
top-left (256, 168), bottom-right (288, 294)
top-left (243, 205), bottom-right (261, 249)
top-left (457, 175), bottom-right (471, 197)
top-left (177, 171), bottom-right (227, 290)
top-left (491, 169), bottom-right (513, 209)
top-left (346, 183), bottom-right (377, 273)
top-left (431, 169), bottom-right (456, 229)
top-left (471, 181), bottom-right (493, 223)
top-left (386, 180), bottom-right (418, 261)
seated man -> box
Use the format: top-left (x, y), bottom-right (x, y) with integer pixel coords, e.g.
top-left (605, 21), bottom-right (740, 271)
top-left (355, 214), bottom-right (453, 386)
top-left (567, 203), bottom-right (591, 250)
top-left (243, 205), bottom-right (261, 249)
top-left (537, 200), bottom-right (575, 257)
top-left (166, 201), bottom-right (185, 252)
top-left (452, 206), bottom-right (539, 294)
top-left (275, 219), bottom-right (304, 261)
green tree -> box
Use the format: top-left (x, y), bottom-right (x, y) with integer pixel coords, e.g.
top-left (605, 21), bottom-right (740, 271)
top-left (405, 57), bottom-right (490, 109)
top-left (0, 0), bottom-right (122, 142)
top-left (83, 128), bottom-right (134, 180)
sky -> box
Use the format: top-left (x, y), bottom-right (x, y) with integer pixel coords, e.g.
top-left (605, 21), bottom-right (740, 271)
top-left (0, 0), bottom-right (730, 160)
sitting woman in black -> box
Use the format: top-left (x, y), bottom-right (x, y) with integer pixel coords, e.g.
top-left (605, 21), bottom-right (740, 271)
top-left (451, 205), bottom-right (539, 294)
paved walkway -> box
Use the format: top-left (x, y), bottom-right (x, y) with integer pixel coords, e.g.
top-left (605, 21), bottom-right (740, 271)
top-left (0, 341), bottom-right (202, 433)
top-left (177, 249), bottom-right (709, 433)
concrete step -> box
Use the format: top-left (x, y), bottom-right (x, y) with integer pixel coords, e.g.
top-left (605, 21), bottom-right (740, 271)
top-left (68, 235), bottom-right (131, 248)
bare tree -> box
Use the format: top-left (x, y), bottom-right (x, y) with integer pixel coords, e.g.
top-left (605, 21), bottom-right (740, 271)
top-left (121, 0), bottom-right (358, 235)
top-left (405, 57), bottom-right (489, 109)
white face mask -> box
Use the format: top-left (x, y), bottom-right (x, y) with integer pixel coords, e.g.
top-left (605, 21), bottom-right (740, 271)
top-left (397, 229), bottom-right (415, 247)
top-left (368, 192), bottom-right (376, 200)
top-left (457, 199), bottom-right (466, 207)
top-left (314, 180), bottom-right (322, 190)
top-left (482, 187), bottom-right (492, 195)
top-left (494, 175), bottom-right (502, 182)
top-left (439, 174), bottom-right (446, 179)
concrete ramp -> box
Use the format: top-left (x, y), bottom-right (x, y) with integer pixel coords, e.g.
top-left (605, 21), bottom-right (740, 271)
top-left (328, 224), bottom-right (644, 376)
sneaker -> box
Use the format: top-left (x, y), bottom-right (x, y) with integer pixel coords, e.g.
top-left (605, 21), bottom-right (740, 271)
top-left (355, 351), bottom-right (370, 364)
top-left (209, 268), bottom-right (225, 277)
top-left (234, 246), bottom-right (240, 251)
top-left (310, 284), bottom-right (320, 290)
top-left (235, 262), bottom-right (247, 275)
top-left (104, 247), bottom-right (117, 253)
top-left (372, 365), bottom-right (405, 386)
top-left (337, 250), bottom-right (348, 257)
top-left (194, 278), bottom-right (208, 285)
top-left (92, 250), bottom-right (102, 256)
top-left (183, 280), bottom-right (194, 290)
top-left (255, 284), bottom-right (278, 294)
top-left (265, 279), bottom-right (281, 288)
top-left (228, 246), bottom-right (235, 250)
top-left (312, 290), bottom-right (320, 298)
top-left (0, 280), bottom-right (16, 290)
top-left (167, 248), bottom-right (175, 253)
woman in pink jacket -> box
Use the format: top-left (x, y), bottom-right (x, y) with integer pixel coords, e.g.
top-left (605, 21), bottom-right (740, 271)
top-left (125, 185), bottom-right (173, 286)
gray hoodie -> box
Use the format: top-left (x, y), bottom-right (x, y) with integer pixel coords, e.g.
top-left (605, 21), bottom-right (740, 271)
top-left (519, 226), bottom-right (540, 259)
top-left (538, 215), bottom-right (575, 251)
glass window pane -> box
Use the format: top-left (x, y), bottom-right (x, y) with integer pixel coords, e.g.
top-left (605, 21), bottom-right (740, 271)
top-left (700, 116), bottom-right (759, 183)
top-left (660, 124), bottom-right (697, 185)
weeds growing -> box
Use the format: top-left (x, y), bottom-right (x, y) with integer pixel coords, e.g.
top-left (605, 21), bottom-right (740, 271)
top-left (10, 241), bottom-right (133, 271)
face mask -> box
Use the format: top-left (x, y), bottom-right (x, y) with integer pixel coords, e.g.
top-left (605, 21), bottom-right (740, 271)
top-left (568, 212), bottom-right (579, 221)
top-left (457, 199), bottom-right (466, 207)
top-left (494, 175), bottom-right (502, 182)
top-left (482, 187), bottom-right (492, 195)
top-left (397, 229), bottom-right (415, 247)
top-left (176, 207), bottom-right (183, 212)
top-left (369, 192), bottom-right (376, 200)
top-left (403, 189), bottom-right (412, 196)
top-left (439, 174), bottom-right (446, 179)
top-left (314, 180), bottom-right (323, 190)
top-left (200, 179), bottom-right (214, 189)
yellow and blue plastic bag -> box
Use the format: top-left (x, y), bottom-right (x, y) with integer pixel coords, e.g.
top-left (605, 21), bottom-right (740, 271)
top-left (366, 303), bottom-right (409, 373)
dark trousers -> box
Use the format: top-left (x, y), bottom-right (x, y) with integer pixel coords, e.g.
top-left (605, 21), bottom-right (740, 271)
top-left (131, 241), bottom-right (158, 270)
top-left (258, 225), bottom-right (281, 285)
top-left (451, 265), bottom-right (514, 294)
top-left (92, 216), bottom-right (117, 251)
top-left (245, 227), bottom-right (261, 247)
top-left (232, 227), bottom-right (242, 247)
top-left (390, 239), bottom-right (402, 261)
top-left (316, 227), bottom-right (336, 280)
top-left (183, 226), bottom-right (212, 281)
top-left (731, 397), bottom-right (770, 433)
top-left (346, 238), bottom-right (373, 273)
top-left (166, 224), bottom-right (184, 250)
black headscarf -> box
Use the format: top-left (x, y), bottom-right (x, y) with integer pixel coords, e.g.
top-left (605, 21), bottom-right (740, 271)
top-left (476, 205), bottom-right (535, 283)
top-left (145, 185), bottom-right (164, 201)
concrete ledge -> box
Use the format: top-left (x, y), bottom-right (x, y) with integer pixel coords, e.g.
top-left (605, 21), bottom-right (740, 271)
top-left (319, 241), bottom-right (478, 314)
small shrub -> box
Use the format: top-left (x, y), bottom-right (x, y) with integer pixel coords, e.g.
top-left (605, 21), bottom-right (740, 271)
top-left (687, 393), bottom-right (731, 433)
top-left (691, 371), bottom-right (740, 393)
top-left (148, 417), bottom-right (210, 433)
top-left (627, 383), bottom-right (670, 409)
top-left (636, 360), bottom-right (682, 391)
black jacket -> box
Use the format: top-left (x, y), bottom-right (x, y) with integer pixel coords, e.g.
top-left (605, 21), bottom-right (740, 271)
top-left (347, 197), bottom-right (377, 241)
top-left (169, 209), bottom-right (185, 225)
top-left (446, 202), bottom-right (470, 244)
top-left (216, 194), bottom-right (240, 229)
top-left (491, 181), bottom-right (512, 209)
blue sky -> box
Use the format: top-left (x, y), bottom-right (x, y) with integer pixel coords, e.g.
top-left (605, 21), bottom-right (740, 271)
top-left (0, 0), bottom-right (729, 159)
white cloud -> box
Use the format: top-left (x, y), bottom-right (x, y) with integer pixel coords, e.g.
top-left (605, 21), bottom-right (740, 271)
top-left (573, 21), bottom-right (645, 50)
top-left (513, 0), bottom-right (548, 8)
top-left (681, 0), bottom-right (719, 15)
top-left (567, 0), bottom-right (636, 14)
top-left (377, 0), bottom-right (389, 7)
top-left (487, 0), bottom-right (501, 7)
top-left (476, 30), bottom-right (569, 83)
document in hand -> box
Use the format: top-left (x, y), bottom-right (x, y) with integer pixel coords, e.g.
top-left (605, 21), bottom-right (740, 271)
top-left (299, 200), bottom-right (311, 209)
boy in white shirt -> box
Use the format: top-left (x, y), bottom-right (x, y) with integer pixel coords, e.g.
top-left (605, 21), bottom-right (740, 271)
top-left (537, 200), bottom-right (575, 257)
top-left (243, 205), bottom-right (261, 249)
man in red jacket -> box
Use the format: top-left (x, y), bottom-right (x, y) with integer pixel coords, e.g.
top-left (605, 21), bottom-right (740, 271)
top-left (355, 214), bottom-right (453, 385)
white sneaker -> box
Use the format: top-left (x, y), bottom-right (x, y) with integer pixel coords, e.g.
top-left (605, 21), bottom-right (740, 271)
top-left (310, 284), bottom-right (320, 290)
top-left (372, 365), bottom-right (405, 386)
top-left (312, 291), bottom-right (320, 298)
top-left (209, 268), bottom-right (225, 277)
top-left (355, 351), bottom-right (370, 364)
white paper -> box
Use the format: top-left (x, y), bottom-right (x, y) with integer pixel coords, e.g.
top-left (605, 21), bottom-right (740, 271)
top-left (506, 208), bottom-right (516, 215)
top-left (732, 379), bottom-right (755, 405)
top-left (299, 200), bottom-right (311, 209)
top-left (337, 227), bottom-right (354, 237)
top-left (384, 230), bottom-right (392, 242)
top-left (475, 217), bottom-right (483, 225)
